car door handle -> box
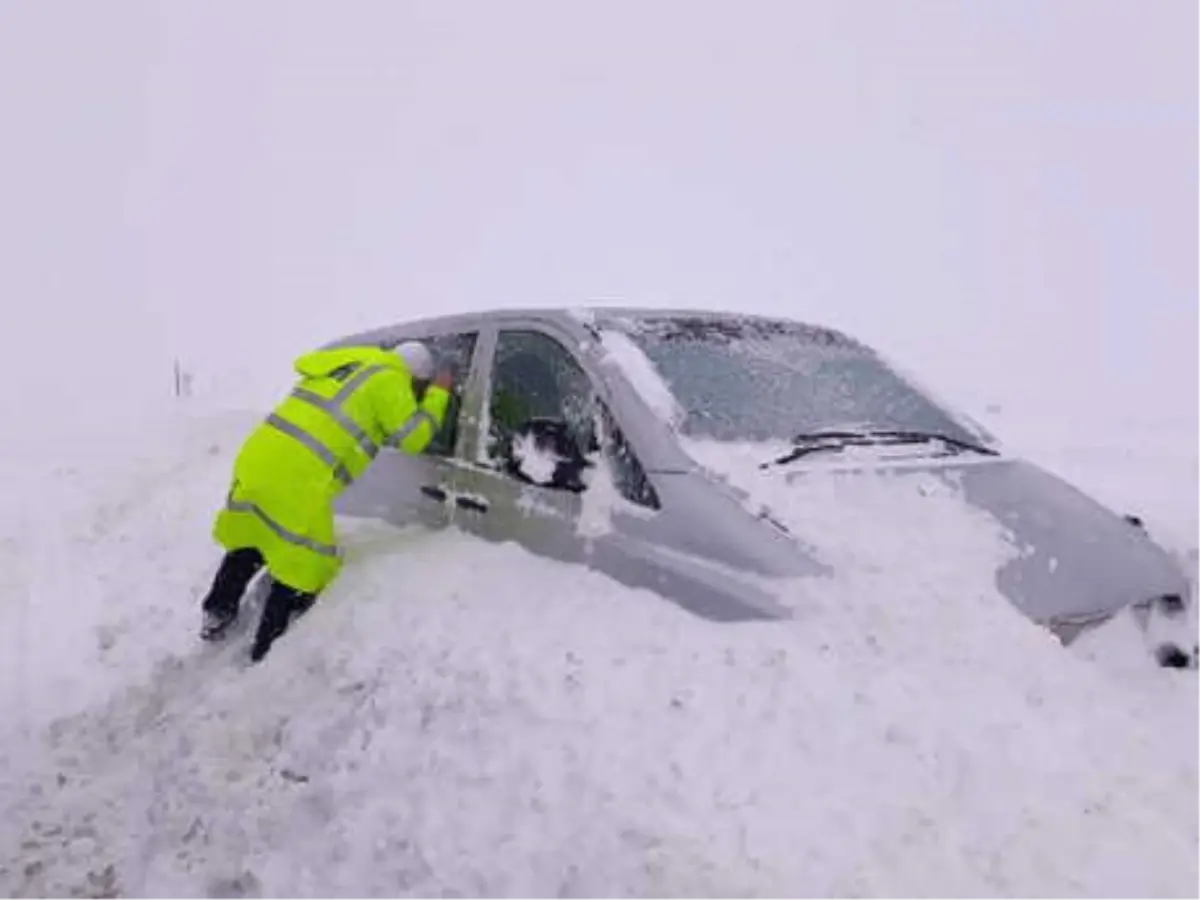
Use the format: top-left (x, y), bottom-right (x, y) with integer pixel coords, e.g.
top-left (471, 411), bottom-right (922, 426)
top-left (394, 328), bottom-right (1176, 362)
top-left (420, 485), bottom-right (447, 502)
top-left (455, 496), bottom-right (489, 514)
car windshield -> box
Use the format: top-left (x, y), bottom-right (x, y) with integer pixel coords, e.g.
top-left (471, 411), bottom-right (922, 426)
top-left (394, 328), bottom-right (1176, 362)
top-left (597, 314), bottom-right (983, 445)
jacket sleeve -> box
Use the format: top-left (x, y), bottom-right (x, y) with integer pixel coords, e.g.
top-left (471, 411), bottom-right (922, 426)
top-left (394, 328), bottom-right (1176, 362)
top-left (398, 385), bottom-right (451, 454)
top-left (371, 373), bottom-right (452, 455)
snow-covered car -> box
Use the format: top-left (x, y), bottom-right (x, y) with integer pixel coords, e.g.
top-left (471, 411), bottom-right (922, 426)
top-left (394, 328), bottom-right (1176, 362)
top-left (330, 307), bottom-right (1193, 664)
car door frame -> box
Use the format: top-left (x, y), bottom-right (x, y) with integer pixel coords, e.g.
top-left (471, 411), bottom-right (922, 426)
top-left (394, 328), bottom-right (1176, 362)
top-left (439, 315), bottom-right (633, 562)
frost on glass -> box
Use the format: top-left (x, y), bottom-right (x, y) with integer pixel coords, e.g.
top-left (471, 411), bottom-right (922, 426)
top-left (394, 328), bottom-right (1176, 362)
top-left (486, 330), bottom-right (598, 464)
top-left (598, 314), bottom-right (983, 445)
top-left (596, 328), bottom-right (686, 428)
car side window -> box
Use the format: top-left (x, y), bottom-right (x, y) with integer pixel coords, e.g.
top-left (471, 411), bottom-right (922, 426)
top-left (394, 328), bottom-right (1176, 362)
top-left (484, 329), bottom-right (659, 507)
top-left (412, 331), bottom-right (478, 457)
top-left (598, 401), bottom-right (660, 510)
top-left (486, 330), bottom-right (598, 484)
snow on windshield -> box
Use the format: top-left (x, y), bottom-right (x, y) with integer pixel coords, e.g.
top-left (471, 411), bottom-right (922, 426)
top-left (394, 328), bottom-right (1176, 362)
top-left (598, 316), bottom-right (981, 446)
top-left (596, 326), bottom-right (686, 428)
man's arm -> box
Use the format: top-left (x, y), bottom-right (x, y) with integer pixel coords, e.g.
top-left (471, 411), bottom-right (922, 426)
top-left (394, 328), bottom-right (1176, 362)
top-left (397, 377), bottom-right (451, 454)
top-left (374, 368), bottom-right (454, 455)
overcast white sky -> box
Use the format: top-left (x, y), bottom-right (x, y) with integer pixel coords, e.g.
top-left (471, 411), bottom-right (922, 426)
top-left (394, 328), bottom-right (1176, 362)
top-left (1, 1), bottom-right (1194, 421)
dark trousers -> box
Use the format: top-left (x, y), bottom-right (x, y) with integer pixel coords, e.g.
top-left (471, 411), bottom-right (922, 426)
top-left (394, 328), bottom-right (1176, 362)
top-left (201, 548), bottom-right (317, 662)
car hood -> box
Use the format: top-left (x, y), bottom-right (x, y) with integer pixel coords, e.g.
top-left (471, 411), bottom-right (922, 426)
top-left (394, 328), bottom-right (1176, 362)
top-left (679, 440), bottom-right (1189, 626)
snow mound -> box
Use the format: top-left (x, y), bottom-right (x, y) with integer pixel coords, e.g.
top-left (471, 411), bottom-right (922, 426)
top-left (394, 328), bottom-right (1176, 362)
top-left (0, 407), bottom-right (1195, 897)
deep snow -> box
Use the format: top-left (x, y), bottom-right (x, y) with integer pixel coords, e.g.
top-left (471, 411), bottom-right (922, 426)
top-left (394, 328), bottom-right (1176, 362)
top-left (0, 394), bottom-right (1195, 898)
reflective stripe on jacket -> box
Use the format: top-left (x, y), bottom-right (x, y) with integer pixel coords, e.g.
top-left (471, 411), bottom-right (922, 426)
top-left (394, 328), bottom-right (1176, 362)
top-left (212, 345), bottom-right (450, 593)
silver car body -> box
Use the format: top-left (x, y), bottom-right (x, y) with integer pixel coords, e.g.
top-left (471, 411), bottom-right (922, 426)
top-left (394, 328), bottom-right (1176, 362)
top-left (328, 307), bottom-right (1190, 642)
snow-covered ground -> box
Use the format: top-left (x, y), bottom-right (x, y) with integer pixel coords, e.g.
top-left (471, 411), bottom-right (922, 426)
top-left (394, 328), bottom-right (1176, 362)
top-left (0, 389), bottom-right (1195, 897)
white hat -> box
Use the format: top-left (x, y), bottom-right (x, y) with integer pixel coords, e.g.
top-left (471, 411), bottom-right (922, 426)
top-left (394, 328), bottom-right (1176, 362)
top-left (394, 340), bottom-right (435, 380)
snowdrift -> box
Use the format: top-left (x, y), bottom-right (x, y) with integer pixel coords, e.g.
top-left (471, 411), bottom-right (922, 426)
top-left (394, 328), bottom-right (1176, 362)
top-left (0, 405), bottom-right (1195, 897)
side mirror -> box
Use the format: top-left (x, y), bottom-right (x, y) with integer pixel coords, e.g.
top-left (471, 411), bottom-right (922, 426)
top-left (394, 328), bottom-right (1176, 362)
top-left (501, 418), bottom-right (593, 492)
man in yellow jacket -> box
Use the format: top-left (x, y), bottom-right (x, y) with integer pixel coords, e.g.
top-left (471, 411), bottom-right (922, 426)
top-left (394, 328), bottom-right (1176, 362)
top-left (200, 339), bottom-right (452, 662)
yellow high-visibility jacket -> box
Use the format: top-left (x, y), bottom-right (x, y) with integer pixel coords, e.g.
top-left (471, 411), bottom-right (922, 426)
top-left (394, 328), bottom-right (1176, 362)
top-left (213, 345), bottom-right (450, 594)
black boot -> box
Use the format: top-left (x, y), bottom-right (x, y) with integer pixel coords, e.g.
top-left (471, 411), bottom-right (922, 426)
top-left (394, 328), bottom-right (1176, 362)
top-left (249, 581), bottom-right (317, 662)
top-left (200, 548), bottom-right (264, 640)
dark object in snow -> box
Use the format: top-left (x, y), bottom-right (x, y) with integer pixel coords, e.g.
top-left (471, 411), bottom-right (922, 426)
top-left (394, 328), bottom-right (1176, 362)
top-left (1123, 514), bottom-right (1146, 530)
top-left (1158, 593), bottom-right (1186, 616)
top-left (1152, 648), bottom-right (1190, 672)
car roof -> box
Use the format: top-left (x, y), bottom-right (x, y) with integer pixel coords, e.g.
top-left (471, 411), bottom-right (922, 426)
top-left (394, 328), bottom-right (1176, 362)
top-left (328, 305), bottom-right (862, 350)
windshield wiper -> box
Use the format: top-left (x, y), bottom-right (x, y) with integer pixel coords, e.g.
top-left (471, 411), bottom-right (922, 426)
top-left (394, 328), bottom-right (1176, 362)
top-left (762, 428), bottom-right (999, 468)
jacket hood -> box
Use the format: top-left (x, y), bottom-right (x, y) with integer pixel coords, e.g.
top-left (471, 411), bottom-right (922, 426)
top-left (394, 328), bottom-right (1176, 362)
top-left (293, 346), bottom-right (404, 379)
